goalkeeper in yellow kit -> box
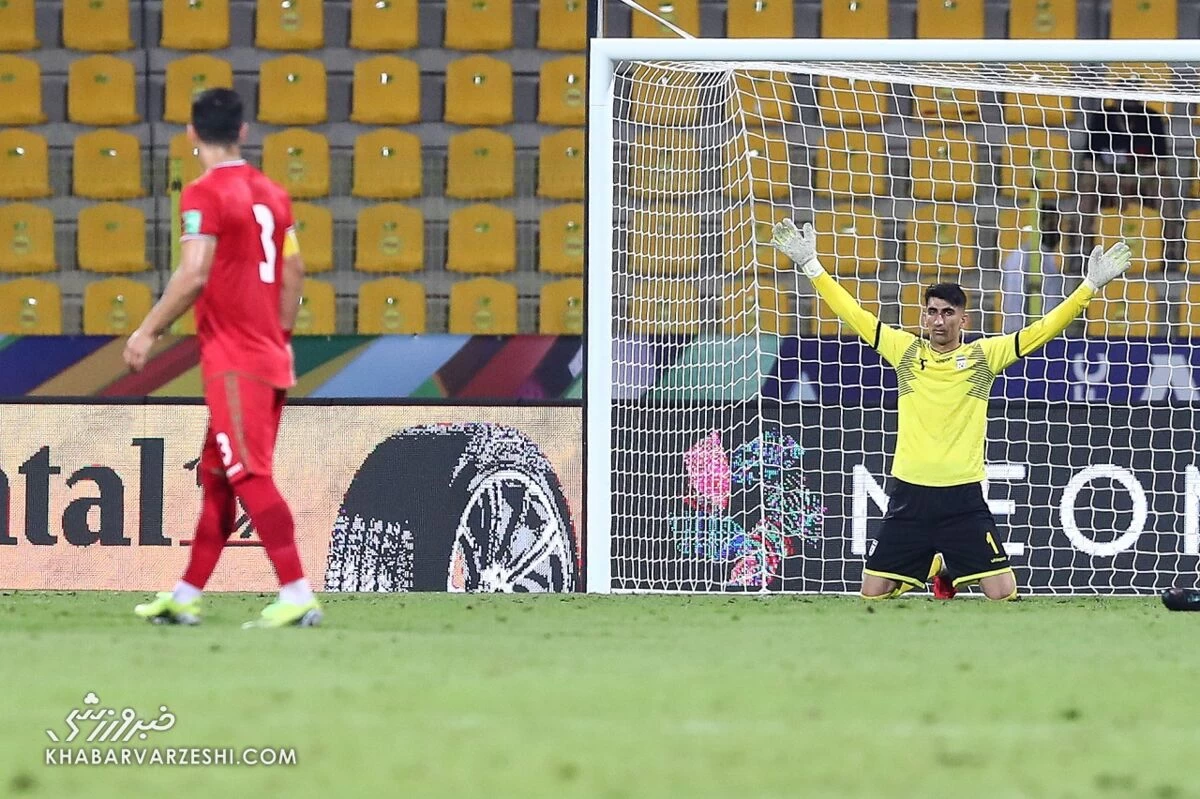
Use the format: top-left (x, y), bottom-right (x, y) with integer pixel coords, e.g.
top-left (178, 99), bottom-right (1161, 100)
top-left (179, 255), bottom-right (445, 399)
top-left (771, 220), bottom-right (1133, 601)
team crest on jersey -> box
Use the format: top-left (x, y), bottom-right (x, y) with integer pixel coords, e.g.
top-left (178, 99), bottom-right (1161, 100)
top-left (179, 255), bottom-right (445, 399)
top-left (182, 210), bottom-right (202, 235)
top-left (956, 355), bottom-right (968, 370)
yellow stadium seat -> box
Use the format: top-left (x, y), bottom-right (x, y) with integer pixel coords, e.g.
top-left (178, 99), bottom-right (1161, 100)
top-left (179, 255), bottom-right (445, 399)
top-left (538, 129), bottom-right (584, 201)
top-left (352, 129), bottom-right (421, 200)
top-left (292, 278), bottom-right (336, 336)
top-left (897, 283), bottom-right (927, 332)
top-left (450, 278), bottom-right (518, 335)
top-left (626, 280), bottom-right (701, 335)
top-left (909, 129), bottom-right (977, 202)
top-left (64, 0), bottom-right (133, 51)
top-left (357, 277), bottom-right (426, 334)
top-left (814, 130), bottom-right (888, 198)
top-left (538, 57), bottom-right (586, 126)
top-left (350, 0), bottom-right (417, 50)
top-left (725, 127), bottom-right (790, 200)
top-left (904, 204), bottom-right (977, 277)
top-left (816, 279), bottom-right (880, 337)
top-left (68, 55), bottom-right (139, 125)
top-left (628, 129), bottom-right (700, 199)
top-left (728, 0), bottom-right (794, 37)
top-left (259, 55), bottom-right (326, 125)
top-left (816, 76), bottom-right (888, 127)
top-left (822, 0), bottom-right (888, 37)
top-left (1010, 0), bottom-right (1077, 38)
top-left (256, 0), bottom-right (324, 49)
top-left (722, 280), bottom-right (793, 336)
top-left (917, 0), bottom-right (983, 37)
top-left (161, 0), bottom-right (230, 50)
top-left (74, 130), bottom-right (143, 199)
top-left (628, 64), bottom-right (700, 125)
top-left (812, 206), bottom-right (883, 276)
top-left (0, 56), bottom-right (45, 124)
top-left (262, 129), bottom-right (330, 199)
top-left (1003, 64), bottom-right (1075, 126)
top-left (446, 129), bottom-right (514, 200)
top-left (291, 202), bottom-right (332, 273)
top-left (168, 133), bottom-right (204, 186)
top-left (631, 0), bottom-right (701, 37)
top-left (995, 203), bottom-right (1045, 254)
top-left (732, 71), bottom-right (798, 123)
top-left (912, 84), bottom-right (980, 123)
top-left (350, 56), bottom-right (420, 125)
top-left (447, 204), bottom-right (516, 274)
top-left (0, 277), bottom-right (61, 333)
top-left (1110, 0), bottom-right (1176, 38)
top-left (444, 55), bottom-right (514, 126)
top-left (0, 0), bottom-right (38, 51)
top-left (723, 204), bottom-right (789, 273)
top-left (164, 55), bottom-right (233, 124)
top-left (1096, 205), bottom-right (1164, 275)
top-left (354, 204), bottom-right (424, 273)
top-left (539, 204), bottom-right (584, 275)
top-left (999, 129), bottom-right (1072, 200)
top-left (83, 277), bottom-right (151, 335)
top-left (1086, 279), bottom-right (1162, 337)
top-left (539, 278), bottom-right (585, 335)
top-left (538, 0), bottom-right (586, 50)
top-left (0, 204), bottom-right (55, 273)
top-left (627, 204), bottom-right (701, 276)
top-left (1175, 282), bottom-right (1200, 339)
top-left (445, 0), bottom-right (512, 50)
top-left (0, 130), bottom-right (50, 199)
top-left (1185, 210), bottom-right (1200, 270)
top-left (77, 203), bottom-right (148, 273)
top-left (1104, 65), bottom-right (1173, 115)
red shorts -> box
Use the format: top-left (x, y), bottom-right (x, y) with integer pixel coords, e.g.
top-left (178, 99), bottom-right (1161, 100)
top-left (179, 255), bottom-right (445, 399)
top-left (201, 372), bottom-right (286, 483)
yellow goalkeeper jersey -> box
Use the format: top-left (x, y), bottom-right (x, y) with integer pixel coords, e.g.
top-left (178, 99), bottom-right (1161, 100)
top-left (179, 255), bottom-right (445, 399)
top-left (811, 273), bottom-right (1095, 487)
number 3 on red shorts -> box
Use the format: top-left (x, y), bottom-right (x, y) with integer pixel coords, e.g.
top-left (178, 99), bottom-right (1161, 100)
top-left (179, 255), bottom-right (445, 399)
top-left (215, 432), bottom-right (234, 468)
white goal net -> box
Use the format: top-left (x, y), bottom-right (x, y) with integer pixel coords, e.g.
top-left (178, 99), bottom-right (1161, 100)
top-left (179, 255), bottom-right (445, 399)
top-left (587, 40), bottom-right (1200, 594)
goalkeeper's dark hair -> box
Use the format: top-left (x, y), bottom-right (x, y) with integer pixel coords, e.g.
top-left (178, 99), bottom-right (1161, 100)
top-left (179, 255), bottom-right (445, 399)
top-left (191, 88), bottom-right (243, 146)
top-left (926, 283), bottom-right (967, 310)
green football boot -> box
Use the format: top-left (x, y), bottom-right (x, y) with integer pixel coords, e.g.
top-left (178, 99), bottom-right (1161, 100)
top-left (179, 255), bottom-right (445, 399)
top-left (241, 599), bottom-right (323, 629)
top-left (134, 592), bottom-right (201, 625)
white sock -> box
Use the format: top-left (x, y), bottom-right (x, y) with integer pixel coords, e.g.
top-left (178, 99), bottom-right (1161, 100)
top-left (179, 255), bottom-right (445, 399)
top-left (279, 579), bottom-right (313, 605)
top-left (172, 581), bottom-right (202, 605)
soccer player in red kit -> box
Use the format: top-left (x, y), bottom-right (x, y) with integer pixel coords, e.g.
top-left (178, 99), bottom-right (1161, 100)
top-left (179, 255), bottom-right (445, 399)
top-left (126, 89), bottom-right (321, 628)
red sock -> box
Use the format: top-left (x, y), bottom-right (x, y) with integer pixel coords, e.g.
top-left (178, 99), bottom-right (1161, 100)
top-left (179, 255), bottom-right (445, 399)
top-left (235, 475), bottom-right (304, 585)
top-left (181, 470), bottom-right (237, 589)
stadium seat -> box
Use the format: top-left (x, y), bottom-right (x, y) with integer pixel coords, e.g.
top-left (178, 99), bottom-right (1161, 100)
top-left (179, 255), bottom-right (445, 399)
top-left (73, 130), bottom-right (143, 199)
top-left (293, 278), bottom-right (336, 336)
top-left (539, 204), bottom-right (584, 275)
top-left (628, 129), bottom-right (700, 198)
top-left (447, 204), bottom-right (516, 274)
top-left (1009, 0), bottom-right (1077, 38)
top-left (733, 71), bottom-right (798, 123)
top-left (821, 0), bottom-right (888, 38)
top-left (727, 0), bottom-right (794, 37)
top-left (82, 277), bottom-right (151, 335)
top-left (537, 129), bottom-right (585, 201)
top-left (538, 57), bottom-right (586, 126)
top-left (0, 56), bottom-right (44, 125)
top-left (625, 280), bottom-right (701, 335)
top-left (357, 277), bottom-right (426, 334)
top-left (63, 0), bottom-right (133, 52)
top-left (256, 0), bottom-right (324, 50)
top-left (1185, 210), bottom-right (1200, 269)
top-left (539, 278), bottom-right (585, 335)
top-left (1175, 281), bottom-right (1200, 339)
top-left (445, 0), bottom-right (512, 50)
top-left (77, 203), bottom-right (148, 273)
top-left (630, 0), bottom-right (701, 37)
top-left (999, 129), bottom-right (1072, 200)
top-left (904, 204), bottom-right (977, 277)
top-left (912, 84), bottom-right (980, 123)
top-left (0, 277), bottom-right (61, 334)
top-left (259, 55), bottom-right (327, 125)
top-left (816, 278), bottom-right (881, 337)
top-left (350, 56), bottom-right (420, 125)
top-left (164, 55), bottom-right (233, 124)
top-left (1104, 64), bottom-right (1174, 115)
top-left (0, 0), bottom-right (38, 51)
top-left (1085, 279), bottom-right (1162, 337)
top-left (261, 129), bottom-right (330, 199)
top-left (725, 127), bottom-right (790, 200)
top-left (995, 204), bottom-right (1043, 254)
top-left (813, 130), bottom-right (888, 198)
top-left (449, 277), bottom-right (519, 335)
top-left (917, 0), bottom-right (983, 38)
top-left (1109, 0), bottom-right (1176, 38)
top-left (352, 129), bottom-right (421, 199)
top-left (0, 130), bottom-right (50, 199)
top-left (354, 203), bottom-right (424, 273)
top-left (628, 64), bottom-right (700, 125)
top-left (1003, 64), bottom-right (1075, 126)
top-left (627, 204), bottom-right (701, 276)
top-left (291, 202), bottom-right (332, 273)
top-left (161, 0), bottom-right (230, 50)
top-left (445, 129), bottom-right (515, 200)
top-left (722, 280), bottom-right (793, 336)
top-left (813, 206), bottom-right (883, 276)
top-left (68, 55), bottom-right (139, 126)
top-left (909, 129), bottom-right (977, 202)
top-left (0, 203), bottom-right (55, 273)
top-left (1096, 205), bottom-right (1164, 275)
top-left (538, 0), bottom-right (586, 50)
top-left (350, 0), bottom-right (418, 50)
top-left (168, 133), bottom-right (204, 186)
top-left (723, 204), bottom-right (790, 273)
top-left (897, 283), bottom-right (926, 332)
top-left (444, 55), bottom-right (514, 126)
top-left (816, 76), bottom-right (888, 127)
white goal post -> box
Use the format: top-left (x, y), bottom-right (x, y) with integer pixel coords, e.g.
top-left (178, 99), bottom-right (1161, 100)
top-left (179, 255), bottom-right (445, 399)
top-left (585, 38), bottom-right (1200, 594)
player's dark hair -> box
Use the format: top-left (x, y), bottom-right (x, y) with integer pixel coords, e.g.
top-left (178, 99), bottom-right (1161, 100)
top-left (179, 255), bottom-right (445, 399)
top-left (191, 88), bottom-right (243, 146)
top-left (926, 283), bottom-right (967, 310)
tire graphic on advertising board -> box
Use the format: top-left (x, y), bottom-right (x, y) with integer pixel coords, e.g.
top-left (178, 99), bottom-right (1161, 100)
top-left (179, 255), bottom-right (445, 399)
top-left (324, 423), bottom-right (577, 592)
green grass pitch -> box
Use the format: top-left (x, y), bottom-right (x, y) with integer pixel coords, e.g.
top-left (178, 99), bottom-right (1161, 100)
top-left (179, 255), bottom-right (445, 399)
top-left (1, 592), bottom-right (1198, 799)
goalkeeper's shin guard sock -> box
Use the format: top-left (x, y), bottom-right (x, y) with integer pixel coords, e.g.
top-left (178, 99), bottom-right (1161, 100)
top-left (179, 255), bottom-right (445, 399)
top-left (236, 475), bottom-right (305, 586)
top-left (181, 469), bottom-right (238, 592)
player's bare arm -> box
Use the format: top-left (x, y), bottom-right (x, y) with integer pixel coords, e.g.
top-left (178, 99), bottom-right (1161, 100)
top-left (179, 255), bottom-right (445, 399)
top-left (123, 237), bottom-right (216, 372)
top-left (279, 234), bottom-right (305, 334)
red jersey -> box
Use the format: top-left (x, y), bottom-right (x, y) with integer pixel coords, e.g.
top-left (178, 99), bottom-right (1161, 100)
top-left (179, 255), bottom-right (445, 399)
top-left (180, 160), bottom-right (296, 389)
